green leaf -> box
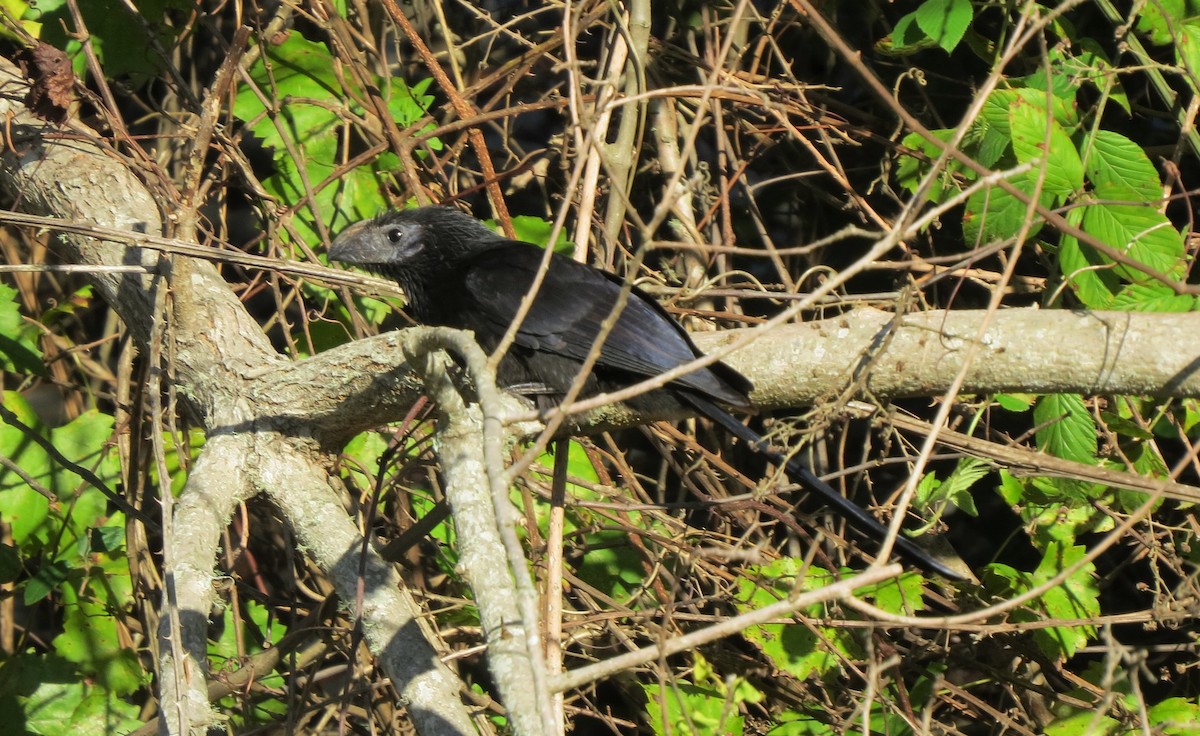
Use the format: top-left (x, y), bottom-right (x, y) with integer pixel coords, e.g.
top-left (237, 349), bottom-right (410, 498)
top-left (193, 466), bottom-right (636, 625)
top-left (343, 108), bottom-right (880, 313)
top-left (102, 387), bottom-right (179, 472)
top-left (24, 559), bottom-right (70, 604)
top-left (0, 283), bottom-right (44, 376)
top-left (643, 681), bottom-right (744, 736)
top-left (47, 411), bottom-right (118, 533)
top-left (87, 525), bottom-right (125, 554)
top-left (1085, 130), bottom-right (1162, 203)
top-left (1134, 0), bottom-right (1191, 46)
top-left (977, 88), bottom-right (1078, 167)
top-left (21, 676), bottom-right (142, 735)
top-left (209, 599), bottom-right (288, 684)
top-left (234, 33), bottom-right (436, 251)
top-left (962, 171), bottom-right (1046, 245)
top-left (1030, 543), bottom-right (1099, 660)
top-left (0, 652), bottom-right (144, 735)
top-left (979, 90), bottom-right (1019, 141)
top-left (1177, 19), bottom-right (1200, 79)
top-left (0, 392), bottom-right (52, 544)
top-left (54, 588), bottom-right (145, 696)
top-left (736, 561), bottom-right (857, 680)
top-left (30, 0), bottom-right (190, 82)
top-left (150, 427), bottom-right (203, 496)
top-left (1148, 697), bottom-right (1200, 734)
top-left (994, 393), bottom-right (1035, 412)
top-left (1081, 203), bottom-right (1186, 282)
top-left (1008, 97), bottom-right (1083, 200)
top-left (914, 0), bottom-right (973, 53)
top-left (765, 712), bottom-right (837, 735)
top-left (895, 129), bottom-right (958, 200)
top-left (1003, 475), bottom-right (1111, 546)
top-left (1034, 394), bottom-right (1096, 465)
top-left (574, 530), bottom-right (649, 602)
top-left (860, 571), bottom-right (927, 615)
top-left (1070, 41), bottom-right (1131, 115)
top-left (505, 216), bottom-right (576, 255)
top-left (341, 430), bottom-right (393, 497)
top-left (877, 12), bottom-right (938, 56)
top-left (1110, 283), bottom-right (1199, 312)
top-left (1059, 208), bottom-right (1120, 308)
top-left (0, 396), bottom-right (120, 548)
top-left (1042, 709), bottom-right (1120, 736)
top-left (934, 457), bottom-right (987, 516)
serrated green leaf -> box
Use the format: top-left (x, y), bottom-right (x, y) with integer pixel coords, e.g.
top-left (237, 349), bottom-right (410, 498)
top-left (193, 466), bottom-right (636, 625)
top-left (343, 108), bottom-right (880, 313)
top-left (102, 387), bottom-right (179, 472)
top-left (962, 171), bottom-right (1047, 245)
top-left (1073, 40), bottom-right (1131, 115)
top-left (974, 120), bottom-right (1012, 169)
top-left (941, 457), bottom-right (987, 515)
top-left (1059, 230), bottom-right (1120, 309)
top-left (914, 0), bottom-right (973, 54)
top-left (995, 469), bottom-right (1025, 507)
top-left (1085, 130), bottom-right (1162, 203)
top-left (1110, 283), bottom-right (1199, 312)
top-left (1015, 38), bottom-right (1088, 98)
top-left (980, 90), bottom-right (1018, 140)
top-left (1015, 476), bottom-right (1111, 545)
top-left (1081, 203), bottom-right (1186, 282)
top-left (1034, 394), bottom-right (1096, 464)
top-left (1030, 542), bottom-right (1099, 660)
top-left (1009, 98), bottom-right (1083, 199)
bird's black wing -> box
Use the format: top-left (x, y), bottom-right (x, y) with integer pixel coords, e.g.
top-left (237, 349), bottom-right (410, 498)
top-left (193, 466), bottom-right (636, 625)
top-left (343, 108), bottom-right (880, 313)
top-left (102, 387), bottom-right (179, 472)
top-left (460, 242), bottom-right (751, 407)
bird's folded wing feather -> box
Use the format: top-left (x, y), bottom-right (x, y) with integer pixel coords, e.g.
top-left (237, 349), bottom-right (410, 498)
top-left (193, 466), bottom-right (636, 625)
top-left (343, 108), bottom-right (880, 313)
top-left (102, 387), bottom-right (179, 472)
top-left (461, 244), bottom-right (750, 405)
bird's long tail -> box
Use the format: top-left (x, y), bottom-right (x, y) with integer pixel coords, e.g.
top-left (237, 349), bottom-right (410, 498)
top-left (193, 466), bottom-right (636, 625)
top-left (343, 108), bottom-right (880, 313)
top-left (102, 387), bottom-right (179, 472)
top-left (681, 393), bottom-right (964, 580)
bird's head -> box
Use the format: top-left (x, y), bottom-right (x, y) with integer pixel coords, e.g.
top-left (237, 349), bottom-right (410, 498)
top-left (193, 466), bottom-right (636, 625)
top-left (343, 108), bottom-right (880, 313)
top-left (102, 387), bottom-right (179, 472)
top-left (328, 206), bottom-right (501, 279)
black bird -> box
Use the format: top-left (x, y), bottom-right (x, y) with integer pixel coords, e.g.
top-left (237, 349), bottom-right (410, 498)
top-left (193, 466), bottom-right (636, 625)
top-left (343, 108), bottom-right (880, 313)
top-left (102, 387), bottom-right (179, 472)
top-left (329, 206), bottom-right (961, 579)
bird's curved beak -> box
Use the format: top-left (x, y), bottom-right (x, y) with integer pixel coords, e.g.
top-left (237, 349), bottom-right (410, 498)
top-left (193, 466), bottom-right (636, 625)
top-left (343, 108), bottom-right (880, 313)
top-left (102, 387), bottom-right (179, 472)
top-left (327, 220), bottom-right (376, 265)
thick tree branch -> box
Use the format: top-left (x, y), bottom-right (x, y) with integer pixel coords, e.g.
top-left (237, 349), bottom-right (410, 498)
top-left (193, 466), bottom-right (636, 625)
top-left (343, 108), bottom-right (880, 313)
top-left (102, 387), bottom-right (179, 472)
top-left (284, 307), bottom-right (1200, 444)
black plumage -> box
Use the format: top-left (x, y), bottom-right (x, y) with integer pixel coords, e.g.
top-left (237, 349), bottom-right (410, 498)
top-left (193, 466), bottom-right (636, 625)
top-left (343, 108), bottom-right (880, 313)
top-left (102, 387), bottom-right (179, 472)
top-left (329, 206), bottom-right (961, 579)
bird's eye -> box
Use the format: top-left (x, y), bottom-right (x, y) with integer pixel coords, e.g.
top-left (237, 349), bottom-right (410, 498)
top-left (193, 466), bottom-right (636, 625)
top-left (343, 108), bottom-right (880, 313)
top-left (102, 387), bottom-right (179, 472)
top-left (386, 228), bottom-right (403, 244)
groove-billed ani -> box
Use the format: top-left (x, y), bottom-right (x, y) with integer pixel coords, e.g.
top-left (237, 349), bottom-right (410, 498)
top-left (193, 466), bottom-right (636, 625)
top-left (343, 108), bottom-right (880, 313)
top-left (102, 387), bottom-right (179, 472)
top-left (329, 206), bottom-right (961, 578)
